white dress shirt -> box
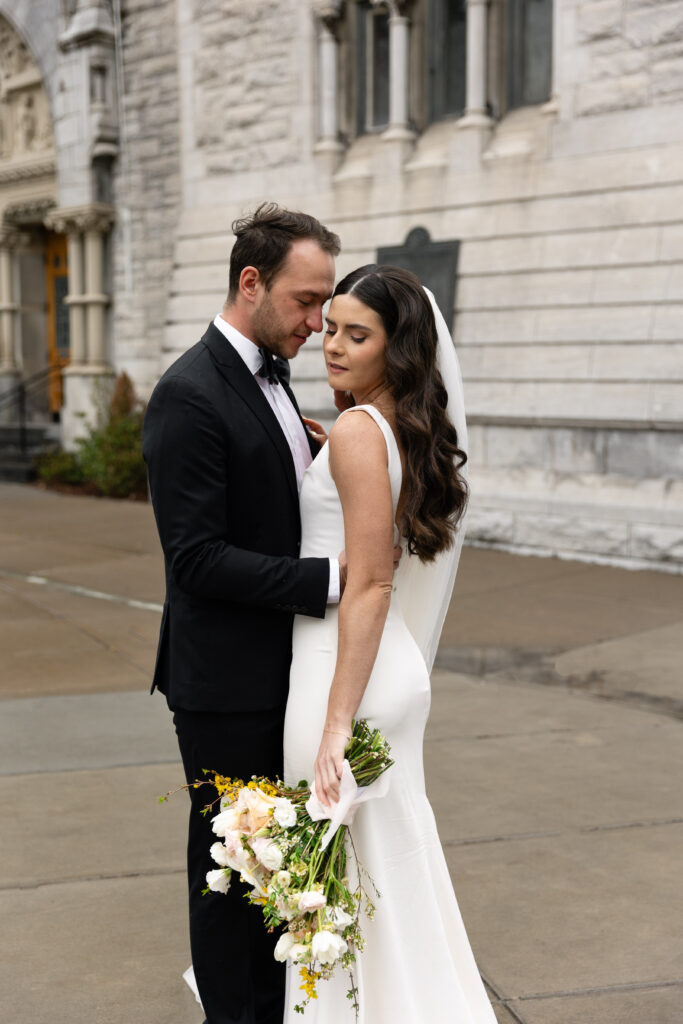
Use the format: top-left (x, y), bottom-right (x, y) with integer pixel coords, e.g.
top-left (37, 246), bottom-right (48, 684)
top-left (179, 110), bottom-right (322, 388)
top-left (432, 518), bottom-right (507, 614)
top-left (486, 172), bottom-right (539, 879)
top-left (213, 314), bottom-right (340, 603)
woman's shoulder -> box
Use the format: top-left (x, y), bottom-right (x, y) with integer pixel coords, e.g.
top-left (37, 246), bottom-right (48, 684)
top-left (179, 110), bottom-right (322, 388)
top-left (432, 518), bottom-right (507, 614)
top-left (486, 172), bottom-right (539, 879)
top-left (330, 406), bottom-right (388, 445)
top-left (328, 407), bottom-right (390, 467)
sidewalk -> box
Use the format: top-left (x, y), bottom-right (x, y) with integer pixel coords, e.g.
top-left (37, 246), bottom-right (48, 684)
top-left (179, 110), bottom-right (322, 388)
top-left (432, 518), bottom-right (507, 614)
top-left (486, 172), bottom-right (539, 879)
top-left (1, 482), bottom-right (682, 1024)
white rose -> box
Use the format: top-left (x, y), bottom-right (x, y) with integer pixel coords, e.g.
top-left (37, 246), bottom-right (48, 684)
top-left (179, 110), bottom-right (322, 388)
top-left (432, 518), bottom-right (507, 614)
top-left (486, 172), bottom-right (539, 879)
top-left (250, 837), bottom-right (284, 872)
top-left (327, 905), bottom-right (354, 930)
top-left (210, 842), bottom-right (234, 868)
top-left (273, 797), bottom-right (297, 828)
top-left (205, 868), bottom-right (231, 894)
top-left (312, 929), bottom-right (347, 965)
top-left (287, 942), bottom-right (311, 962)
top-left (276, 895), bottom-right (296, 921)
top-left (273, 932), bottom-right (296, 962)
top-left (211, 806), bottom-right (241, 837)
top-left (299, 889), bottom-right (327, 913)
top-left (274, 870), bottom-right (292, 889)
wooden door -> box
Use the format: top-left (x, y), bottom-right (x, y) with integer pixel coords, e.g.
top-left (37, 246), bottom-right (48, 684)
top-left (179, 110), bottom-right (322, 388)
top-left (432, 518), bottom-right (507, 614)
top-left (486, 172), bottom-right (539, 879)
top-left (45, 232), bottom-right (69, 414)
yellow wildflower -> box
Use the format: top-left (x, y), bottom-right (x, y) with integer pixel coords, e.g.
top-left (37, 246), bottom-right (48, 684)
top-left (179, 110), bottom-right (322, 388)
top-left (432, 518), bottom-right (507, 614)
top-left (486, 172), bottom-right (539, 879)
top-left (299, 966), bottom-right (320, 1000)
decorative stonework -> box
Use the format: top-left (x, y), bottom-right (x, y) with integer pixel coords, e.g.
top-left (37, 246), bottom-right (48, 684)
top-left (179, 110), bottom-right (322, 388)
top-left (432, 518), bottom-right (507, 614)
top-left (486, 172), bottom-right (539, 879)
top-left (44, 202), bottom-right (115, 235)
top-left (0, 16), bottom-right (54, 164)
top-left (0, 224), bottom-right (30, 249)
top-left (2, 197), bottom-right (55, 225)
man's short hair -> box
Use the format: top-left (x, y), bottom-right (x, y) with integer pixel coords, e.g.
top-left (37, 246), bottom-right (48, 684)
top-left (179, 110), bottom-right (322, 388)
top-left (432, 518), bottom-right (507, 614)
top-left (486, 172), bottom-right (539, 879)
top-left (227, 202), bottom-right (341, 300)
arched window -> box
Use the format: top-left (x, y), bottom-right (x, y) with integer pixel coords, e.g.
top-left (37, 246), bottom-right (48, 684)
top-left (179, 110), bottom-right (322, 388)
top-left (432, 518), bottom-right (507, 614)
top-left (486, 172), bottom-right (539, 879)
top-left (428, 0), bottom-right (467, 122)
top-left (355, 1), bottom-right (391, 133)
top-left (314, 0), bottom-right (554, 155)
top-left (507, 0), bottom-right (553, 109)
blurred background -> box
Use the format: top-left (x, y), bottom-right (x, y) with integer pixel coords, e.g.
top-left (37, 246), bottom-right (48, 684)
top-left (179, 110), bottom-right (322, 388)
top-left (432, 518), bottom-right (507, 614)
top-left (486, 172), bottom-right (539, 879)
top-left (0, 0), bottom-right (681, 570)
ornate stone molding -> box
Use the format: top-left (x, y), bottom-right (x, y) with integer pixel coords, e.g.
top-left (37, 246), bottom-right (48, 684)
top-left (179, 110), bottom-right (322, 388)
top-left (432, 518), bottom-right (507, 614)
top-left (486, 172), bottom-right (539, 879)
top-left (370, 0), bottom-right (409, 14)
top-left (0, 15), bottom-right (55, 161)
top-left (314, 0), bottom-right (344, 29)
top-left (3, 197), bottom-right (55, 226)
top-left (59, 0), bottom-right (115, 51)
top-left (44, 203), bottom-right (115, 234)
top-left (0, 158), bottom-right (56, 185)
top-left (0, 225), bottom-right (30, 249)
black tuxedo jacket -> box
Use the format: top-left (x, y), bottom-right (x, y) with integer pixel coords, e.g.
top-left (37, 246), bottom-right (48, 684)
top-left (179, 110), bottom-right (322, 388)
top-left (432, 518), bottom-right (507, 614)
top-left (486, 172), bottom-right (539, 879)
top-left (142, 322), bottom-right (330, 713)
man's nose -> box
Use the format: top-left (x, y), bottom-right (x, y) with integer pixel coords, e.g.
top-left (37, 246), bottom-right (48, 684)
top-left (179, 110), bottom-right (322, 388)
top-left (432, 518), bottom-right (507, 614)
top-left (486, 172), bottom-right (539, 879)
top-left (306, 305), bottom-right (324, 334)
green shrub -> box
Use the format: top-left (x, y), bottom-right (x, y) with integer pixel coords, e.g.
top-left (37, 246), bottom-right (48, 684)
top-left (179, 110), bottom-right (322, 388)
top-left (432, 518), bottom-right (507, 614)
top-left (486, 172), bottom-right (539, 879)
top-left (76, 411), bottom-right (147, 499)
top-left (35, 448), bottom-right (85, 487)
top-left (34, 372), bottom-right (148, 500)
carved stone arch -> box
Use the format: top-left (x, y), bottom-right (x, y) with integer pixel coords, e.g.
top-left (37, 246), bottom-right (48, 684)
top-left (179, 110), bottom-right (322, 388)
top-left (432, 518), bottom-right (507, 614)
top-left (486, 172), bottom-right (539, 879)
top-left (0, 14), bottom-right (57, 169)
top-left (0, 2), bottom-right (61, 112)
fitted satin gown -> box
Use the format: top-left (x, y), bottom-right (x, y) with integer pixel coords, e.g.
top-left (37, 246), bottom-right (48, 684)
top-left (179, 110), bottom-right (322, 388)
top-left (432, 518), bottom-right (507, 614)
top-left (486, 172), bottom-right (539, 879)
top-left (283, 406), bottom-right (496, 1024)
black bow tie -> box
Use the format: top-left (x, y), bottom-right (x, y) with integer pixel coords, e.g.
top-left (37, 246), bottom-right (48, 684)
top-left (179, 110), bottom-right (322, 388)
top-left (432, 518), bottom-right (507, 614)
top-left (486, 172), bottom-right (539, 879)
top-left (256, 349), bottom-right (290, 386)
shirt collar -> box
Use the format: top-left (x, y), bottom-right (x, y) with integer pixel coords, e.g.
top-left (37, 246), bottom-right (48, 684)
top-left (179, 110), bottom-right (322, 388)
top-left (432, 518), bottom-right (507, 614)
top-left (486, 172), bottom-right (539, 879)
top-left (213, 314), bottom-right (262, 376)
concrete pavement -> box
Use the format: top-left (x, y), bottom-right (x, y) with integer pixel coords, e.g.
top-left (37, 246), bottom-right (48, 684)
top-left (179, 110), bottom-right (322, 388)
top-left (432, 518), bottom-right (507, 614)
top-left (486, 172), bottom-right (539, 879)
top-left (1, 482), bottom-right (682, 1024)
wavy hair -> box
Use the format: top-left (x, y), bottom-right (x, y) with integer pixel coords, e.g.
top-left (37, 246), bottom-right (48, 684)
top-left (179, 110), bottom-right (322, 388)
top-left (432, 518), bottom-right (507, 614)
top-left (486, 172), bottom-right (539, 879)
top-left (333, 265), bottom-right (468, 563)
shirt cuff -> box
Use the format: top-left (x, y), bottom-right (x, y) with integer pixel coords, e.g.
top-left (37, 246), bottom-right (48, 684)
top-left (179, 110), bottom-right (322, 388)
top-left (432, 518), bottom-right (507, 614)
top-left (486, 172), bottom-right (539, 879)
top-left (327, 558), bottom-right (341, 604)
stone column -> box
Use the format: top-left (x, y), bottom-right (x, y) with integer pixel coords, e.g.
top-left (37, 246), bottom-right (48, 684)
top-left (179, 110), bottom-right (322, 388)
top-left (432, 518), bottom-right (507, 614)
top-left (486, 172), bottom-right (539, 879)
top-left (0, 243), bottom-right (16, 372)
top-left (65, 231), bottom-right (86, 365)
top-left (83, 218), bottom-right (109, 368)
top-left (44, 203), bottom-right (115, 448)
top-left (314, 3), bottom-right (344, 169)
top-left (461, 0), bottom-right (493, 127)
top-left (380, 1), bottom-right (416, 145)
top-left (0, 228), bottom-right (27, 423)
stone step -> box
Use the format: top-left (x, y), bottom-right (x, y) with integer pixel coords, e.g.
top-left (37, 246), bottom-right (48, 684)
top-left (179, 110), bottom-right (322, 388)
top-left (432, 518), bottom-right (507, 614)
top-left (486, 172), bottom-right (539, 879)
top-left (0, 457), bottom-right (37, 483)
top-left (0, 423), bottom-right (59, 459)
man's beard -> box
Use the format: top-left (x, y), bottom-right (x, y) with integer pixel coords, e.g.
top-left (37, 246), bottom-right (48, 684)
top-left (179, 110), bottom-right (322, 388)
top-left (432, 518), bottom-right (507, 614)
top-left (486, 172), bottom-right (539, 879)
top-left (251, 292), bottom-right (293, 359)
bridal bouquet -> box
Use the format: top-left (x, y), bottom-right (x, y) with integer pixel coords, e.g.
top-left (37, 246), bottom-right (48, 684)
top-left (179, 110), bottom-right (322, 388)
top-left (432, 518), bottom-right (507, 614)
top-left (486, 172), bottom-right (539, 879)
top-left (180, 720), bottom-right (393, 1015)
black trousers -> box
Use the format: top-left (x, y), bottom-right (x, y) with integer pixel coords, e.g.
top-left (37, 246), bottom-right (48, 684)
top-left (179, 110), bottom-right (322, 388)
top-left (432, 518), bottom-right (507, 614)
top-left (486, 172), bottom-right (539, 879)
top-left (173, 704), bottom-right (287, 1024)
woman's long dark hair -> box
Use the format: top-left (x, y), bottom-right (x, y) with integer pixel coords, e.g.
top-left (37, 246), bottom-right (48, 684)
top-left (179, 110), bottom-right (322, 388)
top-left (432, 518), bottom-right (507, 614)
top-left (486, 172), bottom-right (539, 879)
top-left (333, 264), bottom-right (468, 563)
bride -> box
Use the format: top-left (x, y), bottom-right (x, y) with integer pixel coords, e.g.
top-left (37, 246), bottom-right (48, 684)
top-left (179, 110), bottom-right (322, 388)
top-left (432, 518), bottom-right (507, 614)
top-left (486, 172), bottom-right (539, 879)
top-left (283, 265), bottom-right (497, 1023)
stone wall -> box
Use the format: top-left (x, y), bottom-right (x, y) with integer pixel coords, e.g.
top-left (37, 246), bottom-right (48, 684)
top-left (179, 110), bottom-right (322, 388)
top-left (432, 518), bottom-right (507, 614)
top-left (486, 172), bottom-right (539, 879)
top-left (153, 0), bottom-right (683, 570)
top-left (109, 0), bottom-right (182, 392)
top-left (574, 0), bottom-right (683, 116)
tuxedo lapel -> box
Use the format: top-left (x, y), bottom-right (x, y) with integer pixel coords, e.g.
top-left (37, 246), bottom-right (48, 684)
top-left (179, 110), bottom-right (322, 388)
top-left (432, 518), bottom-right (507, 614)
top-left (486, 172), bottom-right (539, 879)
top-left (200, 324), bottom-right (299, 504)
top-left (283, 378), bottom-right (321, 459)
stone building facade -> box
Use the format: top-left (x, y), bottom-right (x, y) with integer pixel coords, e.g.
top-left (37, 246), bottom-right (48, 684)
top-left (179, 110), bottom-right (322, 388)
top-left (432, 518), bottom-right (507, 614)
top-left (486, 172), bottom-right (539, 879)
top-left (2, 0), bottom-right (682, 570)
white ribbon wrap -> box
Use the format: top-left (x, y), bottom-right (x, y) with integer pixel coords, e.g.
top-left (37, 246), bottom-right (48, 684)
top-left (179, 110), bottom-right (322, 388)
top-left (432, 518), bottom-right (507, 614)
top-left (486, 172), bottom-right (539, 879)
top-left (305, 760), bottom-right (392, 851)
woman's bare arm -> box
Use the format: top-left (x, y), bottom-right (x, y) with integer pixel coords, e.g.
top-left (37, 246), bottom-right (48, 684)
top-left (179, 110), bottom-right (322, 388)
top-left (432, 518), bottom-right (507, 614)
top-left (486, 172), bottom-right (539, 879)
top-left (313, 411), bottom-right (395, 805)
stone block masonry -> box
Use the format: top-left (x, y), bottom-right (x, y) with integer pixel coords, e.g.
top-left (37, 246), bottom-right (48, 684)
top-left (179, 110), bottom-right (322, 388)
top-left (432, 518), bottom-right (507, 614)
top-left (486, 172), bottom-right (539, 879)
top-left (110, 0), bottom-right (183, 395)
top-left (574, 0), bottom-right (683, 115)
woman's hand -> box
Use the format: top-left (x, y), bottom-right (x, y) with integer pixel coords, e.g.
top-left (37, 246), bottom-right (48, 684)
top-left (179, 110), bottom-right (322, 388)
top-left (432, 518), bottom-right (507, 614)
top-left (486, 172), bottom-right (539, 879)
top-left (302, 416), bottom-right (327, 446)
top-left (314, 727), bottom-right (351, 807)
top-left (334, 390), bottom-right (355, 414)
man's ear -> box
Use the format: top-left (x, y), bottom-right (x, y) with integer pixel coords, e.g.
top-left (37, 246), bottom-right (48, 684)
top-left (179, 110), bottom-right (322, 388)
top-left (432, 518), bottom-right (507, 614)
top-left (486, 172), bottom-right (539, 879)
top-left (239, 265), bottom-right (261, 303)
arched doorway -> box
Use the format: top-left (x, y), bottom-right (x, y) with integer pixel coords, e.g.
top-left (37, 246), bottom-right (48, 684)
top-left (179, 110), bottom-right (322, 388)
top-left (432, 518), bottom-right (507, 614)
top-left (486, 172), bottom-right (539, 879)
top-left (0, 14), bottom-right (62, 421)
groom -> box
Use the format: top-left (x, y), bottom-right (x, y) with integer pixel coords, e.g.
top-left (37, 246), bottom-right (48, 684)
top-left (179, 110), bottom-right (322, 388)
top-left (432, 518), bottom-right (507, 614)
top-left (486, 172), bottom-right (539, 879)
top-left (142, 204), bottom-right (341, 1024)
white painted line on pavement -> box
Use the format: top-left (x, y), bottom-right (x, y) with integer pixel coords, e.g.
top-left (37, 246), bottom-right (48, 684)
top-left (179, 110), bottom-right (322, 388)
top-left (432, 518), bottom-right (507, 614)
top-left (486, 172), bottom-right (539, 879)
top-left (0, 568), bottom-right (163, 612)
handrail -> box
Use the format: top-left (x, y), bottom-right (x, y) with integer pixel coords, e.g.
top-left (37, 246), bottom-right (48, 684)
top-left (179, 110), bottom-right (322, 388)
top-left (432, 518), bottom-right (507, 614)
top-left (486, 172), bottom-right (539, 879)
top-left (0, 365), bottom-right (63, 459)
top-left (0, 365), bottom-right (61, 407)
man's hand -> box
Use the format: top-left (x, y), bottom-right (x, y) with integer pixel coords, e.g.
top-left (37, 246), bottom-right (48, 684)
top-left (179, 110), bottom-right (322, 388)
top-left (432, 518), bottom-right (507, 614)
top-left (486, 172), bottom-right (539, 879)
top-left (337, 544), bottom-right (402, 596)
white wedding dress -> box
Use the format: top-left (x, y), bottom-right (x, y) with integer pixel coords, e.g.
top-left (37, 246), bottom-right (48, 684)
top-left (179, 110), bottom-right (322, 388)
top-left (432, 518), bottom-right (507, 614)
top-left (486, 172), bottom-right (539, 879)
top-left (283, 403), bottom-right (497, 1024)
